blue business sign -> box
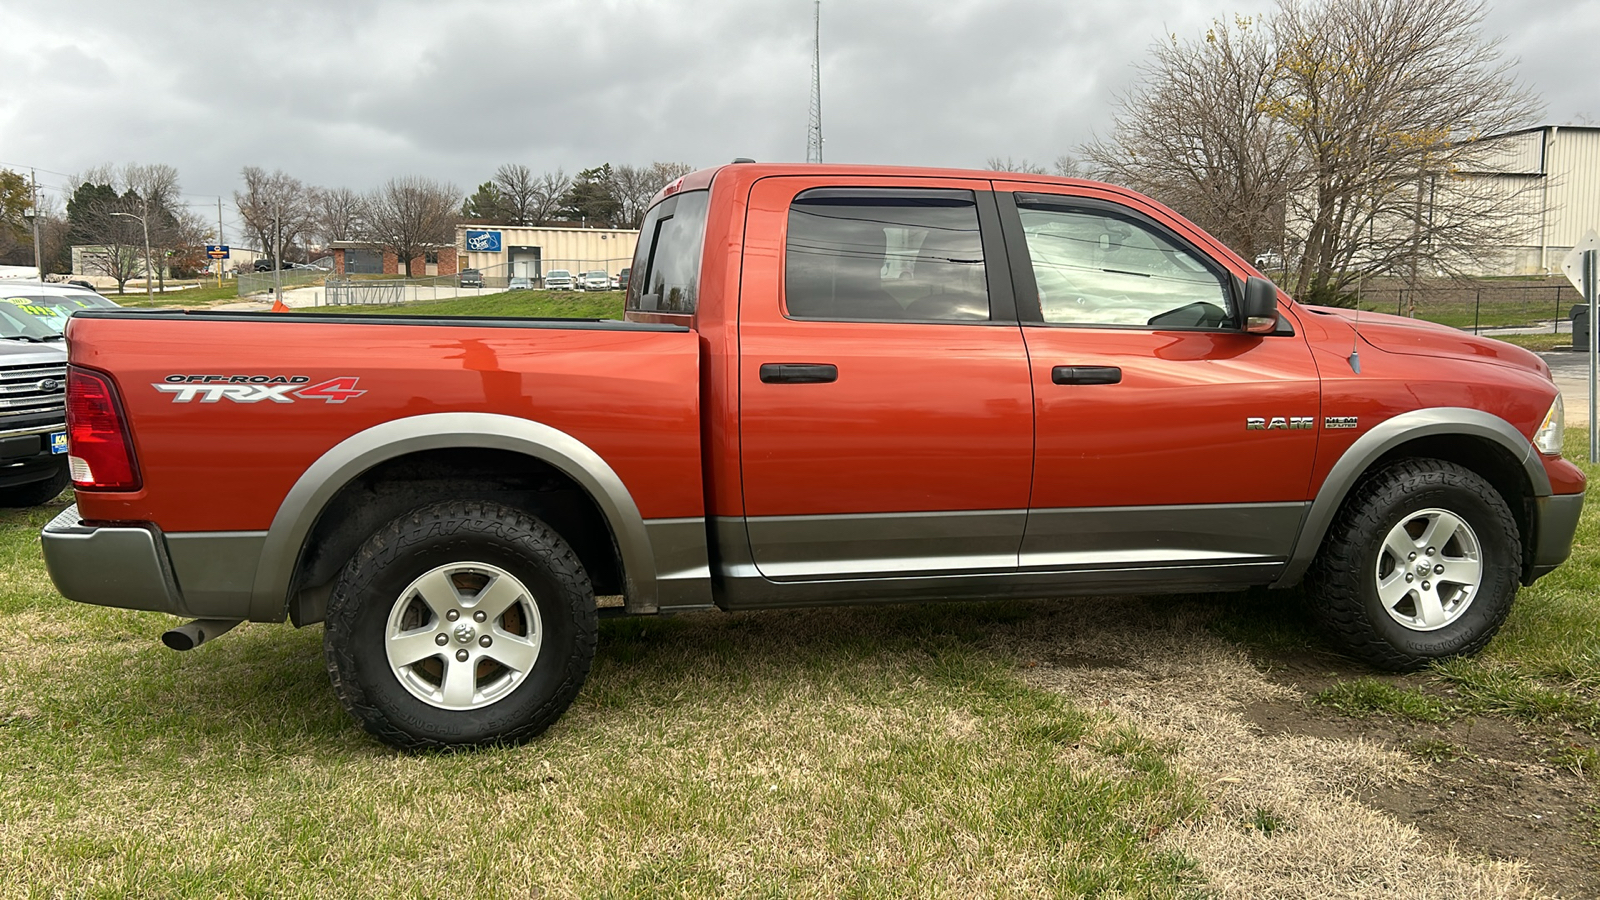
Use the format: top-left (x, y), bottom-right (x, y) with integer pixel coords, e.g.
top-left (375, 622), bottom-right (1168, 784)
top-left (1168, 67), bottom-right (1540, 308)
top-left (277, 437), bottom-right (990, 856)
top-left (464, 230), bottom-right (503, 253)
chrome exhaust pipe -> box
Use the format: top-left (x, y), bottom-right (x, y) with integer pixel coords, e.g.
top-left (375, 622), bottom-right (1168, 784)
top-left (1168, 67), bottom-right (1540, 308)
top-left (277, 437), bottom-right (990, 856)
top-left (161, 618), bottom-right (243, 651)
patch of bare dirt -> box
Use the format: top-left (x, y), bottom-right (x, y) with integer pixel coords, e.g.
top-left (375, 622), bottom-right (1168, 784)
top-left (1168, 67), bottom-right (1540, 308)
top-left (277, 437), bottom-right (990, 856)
top-left (1247, 688), bottom-right (1600, 898)
top-left (990, 596), bottom-right (1595, 898)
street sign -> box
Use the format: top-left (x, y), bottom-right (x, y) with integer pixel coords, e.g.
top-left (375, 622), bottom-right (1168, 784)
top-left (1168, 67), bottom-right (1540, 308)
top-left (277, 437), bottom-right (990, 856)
top-left (205, 245), bottom-right (230, 259)
top-left (1562, 230), bottom-right (1599, 294)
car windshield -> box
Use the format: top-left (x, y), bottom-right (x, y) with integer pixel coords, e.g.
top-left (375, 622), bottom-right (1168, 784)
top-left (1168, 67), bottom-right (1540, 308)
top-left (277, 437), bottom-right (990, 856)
top-left (0, 293), bottom-right (103, 336)
top-left (0, 302), bottom-right (65, 341)
top-left (550, 270), bottom-right (570, 277)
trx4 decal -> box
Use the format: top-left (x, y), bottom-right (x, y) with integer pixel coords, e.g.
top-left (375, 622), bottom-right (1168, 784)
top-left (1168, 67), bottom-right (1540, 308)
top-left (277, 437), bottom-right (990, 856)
top-left (154, 375), bottom-right (366, 404)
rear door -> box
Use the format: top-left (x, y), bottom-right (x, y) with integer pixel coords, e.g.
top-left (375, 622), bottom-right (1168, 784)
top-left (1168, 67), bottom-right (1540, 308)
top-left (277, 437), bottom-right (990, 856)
top-left (737, 176), bottom-right (1034, 580)
top-left (995, 184), bottom-right (1321, 581)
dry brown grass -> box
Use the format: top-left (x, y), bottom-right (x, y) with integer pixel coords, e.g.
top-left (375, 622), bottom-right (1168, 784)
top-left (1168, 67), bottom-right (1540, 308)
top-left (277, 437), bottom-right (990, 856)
top-left (994, 597), bottom-right (1549, 899)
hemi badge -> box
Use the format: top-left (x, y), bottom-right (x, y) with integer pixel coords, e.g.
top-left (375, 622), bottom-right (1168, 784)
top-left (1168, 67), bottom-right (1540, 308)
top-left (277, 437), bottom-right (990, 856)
top-left (1325, 416), bottom-right (1359, 430)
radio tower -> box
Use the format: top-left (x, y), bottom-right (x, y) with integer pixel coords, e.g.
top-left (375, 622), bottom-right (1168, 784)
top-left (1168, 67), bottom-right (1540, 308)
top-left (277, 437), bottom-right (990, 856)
top-left (806, 0), bottom-right (823, 163)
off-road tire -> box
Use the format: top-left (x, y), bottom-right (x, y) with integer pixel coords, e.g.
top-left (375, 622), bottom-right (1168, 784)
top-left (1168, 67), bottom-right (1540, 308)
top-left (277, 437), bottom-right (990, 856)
top-left (1305, 459), bottom-right (1521, 672)
top-left (0, 463), bottom-right (70, 508)
top-left (323, 500), bottom-right (597, 751)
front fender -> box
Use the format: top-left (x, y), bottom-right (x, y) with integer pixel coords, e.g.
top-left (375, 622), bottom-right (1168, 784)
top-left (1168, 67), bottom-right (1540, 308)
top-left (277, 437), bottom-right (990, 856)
top-left (1273, 407), bottom-right (1548, 588)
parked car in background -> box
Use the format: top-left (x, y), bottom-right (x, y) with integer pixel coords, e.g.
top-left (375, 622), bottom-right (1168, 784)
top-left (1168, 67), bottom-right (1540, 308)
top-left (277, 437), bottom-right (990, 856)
top-left (610, 274), bottom-right (621, 289)
top-left (458, 269), bottom-right (483, 288)
top-left (508, 277), bottom-right (532, 290)
top-left (618, 267), bottom-right (630, 291)
top-left (1254, 250), bottom-right (1285, 270)
top-left (544, 269), bottom-right (574, 291)
top-left (579, 271), bottom-right (610, 291)
top-left (0, 283), bottom-right (119, 333)
top-left (253, 259), bottom-right (294, 272)
top-left (0, 298), bottom-right (70, 506)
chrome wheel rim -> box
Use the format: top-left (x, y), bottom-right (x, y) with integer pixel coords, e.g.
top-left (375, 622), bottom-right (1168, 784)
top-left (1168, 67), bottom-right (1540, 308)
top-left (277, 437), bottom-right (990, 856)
top-left (1374, 508), bottom-right (1483, 632)
top-left (384, 562), bottom-right (543, 710)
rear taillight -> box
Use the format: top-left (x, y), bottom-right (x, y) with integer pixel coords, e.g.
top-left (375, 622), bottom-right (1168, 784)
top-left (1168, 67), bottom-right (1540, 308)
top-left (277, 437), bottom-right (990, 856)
top-left (66, 366), bottom-right (141, 491)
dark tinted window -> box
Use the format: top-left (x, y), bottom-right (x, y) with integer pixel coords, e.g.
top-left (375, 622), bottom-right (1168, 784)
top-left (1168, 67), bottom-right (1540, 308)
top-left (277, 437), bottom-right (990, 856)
top-left (626, 190), bottom-right (710, 314)
top-left (784, 189), bottom-right (988, 322)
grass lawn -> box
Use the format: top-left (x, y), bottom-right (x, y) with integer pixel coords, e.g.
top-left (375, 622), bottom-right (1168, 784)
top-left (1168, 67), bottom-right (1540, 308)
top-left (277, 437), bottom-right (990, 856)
top-left (0, 507), bottom-right (1206, 896)
top-left (320, 289), bottom-right (627, 319)
top-left (111, 281), bottom-right (252, 308)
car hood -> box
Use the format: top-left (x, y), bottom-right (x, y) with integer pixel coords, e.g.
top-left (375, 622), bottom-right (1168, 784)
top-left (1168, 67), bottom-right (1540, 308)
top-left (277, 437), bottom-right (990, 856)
top-left (1305, 306), bottom-right (1550, 379)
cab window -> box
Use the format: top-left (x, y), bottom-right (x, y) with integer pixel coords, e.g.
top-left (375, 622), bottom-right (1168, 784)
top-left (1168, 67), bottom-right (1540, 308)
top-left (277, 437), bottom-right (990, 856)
top-left (1017, 204), bottom-right (1232, 329)
top-left (784, 188), bottom-right (989, 322)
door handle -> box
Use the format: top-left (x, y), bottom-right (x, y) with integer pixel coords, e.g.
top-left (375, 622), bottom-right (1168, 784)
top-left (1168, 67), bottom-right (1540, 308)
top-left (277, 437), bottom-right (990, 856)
top-left (759, 363), bottom-right (838, 384)
top-left (1051, 365), bottom-right (1122, 385)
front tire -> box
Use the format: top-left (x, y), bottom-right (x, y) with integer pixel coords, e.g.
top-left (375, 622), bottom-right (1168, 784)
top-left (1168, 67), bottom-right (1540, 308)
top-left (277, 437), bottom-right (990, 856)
top-left (1305, 459), bottom-right (1521, 671)
top-left (323, 500), bottom-right (597, 751)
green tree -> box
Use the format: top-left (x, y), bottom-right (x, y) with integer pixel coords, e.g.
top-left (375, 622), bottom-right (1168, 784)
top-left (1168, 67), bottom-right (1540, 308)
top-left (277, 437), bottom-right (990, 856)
top-left (462, 181), bottom-right (509, 221)
top-left (0, 170), bottom-right (34, 265)
top-left (558, 165), bottom-right (620, 226)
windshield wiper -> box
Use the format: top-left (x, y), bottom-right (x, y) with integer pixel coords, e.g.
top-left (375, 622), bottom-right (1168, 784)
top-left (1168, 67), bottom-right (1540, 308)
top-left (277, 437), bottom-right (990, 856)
top-left (0, 334), bottom-right (47, 343)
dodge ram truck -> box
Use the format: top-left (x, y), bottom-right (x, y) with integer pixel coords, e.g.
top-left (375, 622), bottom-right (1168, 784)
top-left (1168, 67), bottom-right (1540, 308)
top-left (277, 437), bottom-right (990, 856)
top-left (43, 163), bottom-right (1586, 750)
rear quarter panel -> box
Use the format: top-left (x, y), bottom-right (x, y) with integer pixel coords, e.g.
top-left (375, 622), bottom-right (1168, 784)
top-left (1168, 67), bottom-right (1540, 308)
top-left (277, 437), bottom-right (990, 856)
top-left (67, 315), bottom-right (703, 531)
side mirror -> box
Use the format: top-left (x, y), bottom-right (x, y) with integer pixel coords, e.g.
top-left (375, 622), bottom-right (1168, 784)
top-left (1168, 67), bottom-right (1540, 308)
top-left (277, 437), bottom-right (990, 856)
top-left (1240, 276), bottom-right (1279, 334)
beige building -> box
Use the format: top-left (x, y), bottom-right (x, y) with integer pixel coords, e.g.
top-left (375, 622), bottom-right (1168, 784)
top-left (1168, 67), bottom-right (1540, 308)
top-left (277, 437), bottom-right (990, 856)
top-left (1458, 125), bottom-right (1600, 275)
top-left (456, 224), bottom-right (639, 282)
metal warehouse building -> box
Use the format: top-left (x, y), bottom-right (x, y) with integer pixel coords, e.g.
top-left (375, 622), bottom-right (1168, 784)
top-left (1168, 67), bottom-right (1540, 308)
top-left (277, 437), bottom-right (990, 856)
top-left (457, 225), bottom-right (639, 282)
top-left (1460, 125), bottom-right (1600, 275)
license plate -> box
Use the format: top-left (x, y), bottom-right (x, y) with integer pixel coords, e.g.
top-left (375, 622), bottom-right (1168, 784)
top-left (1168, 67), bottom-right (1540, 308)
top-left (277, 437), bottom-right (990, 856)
top-left (49, 432), bottom-right (67, 454)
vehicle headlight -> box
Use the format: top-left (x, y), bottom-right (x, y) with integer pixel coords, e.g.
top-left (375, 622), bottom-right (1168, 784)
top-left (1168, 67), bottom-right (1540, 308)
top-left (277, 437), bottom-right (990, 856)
top-left (1534, 392), bottom-right (1564, 456)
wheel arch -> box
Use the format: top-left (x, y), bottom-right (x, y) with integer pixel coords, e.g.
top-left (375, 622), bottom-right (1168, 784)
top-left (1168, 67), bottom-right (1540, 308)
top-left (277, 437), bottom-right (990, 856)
top-left (1275, 407), bottom-right (1548, 588)
top-left (247, 413), bottom-right (659, 622)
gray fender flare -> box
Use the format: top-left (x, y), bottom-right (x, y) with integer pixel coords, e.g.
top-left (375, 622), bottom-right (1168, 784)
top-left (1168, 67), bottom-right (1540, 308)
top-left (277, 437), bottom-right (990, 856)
top-left (247, 412), bottom-right (658, 620)
top-left (1273, 407), bottom-right (1549, 588)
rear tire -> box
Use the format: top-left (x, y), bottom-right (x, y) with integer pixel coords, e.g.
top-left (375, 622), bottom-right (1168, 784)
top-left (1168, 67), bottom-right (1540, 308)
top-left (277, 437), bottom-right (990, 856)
top-left (1305, 459), bottom-right (1521, 671)
top-left (323, 500), bottom-right (597, 751)
top-left (0, 462), bottom-right (69, 508)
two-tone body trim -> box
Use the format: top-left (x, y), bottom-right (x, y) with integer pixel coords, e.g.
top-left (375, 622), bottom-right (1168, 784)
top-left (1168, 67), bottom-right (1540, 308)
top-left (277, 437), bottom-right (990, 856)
top-left (249, 413), bottom-right (705, 620)
top-left (1273, 407), bottom-right (1552, 588)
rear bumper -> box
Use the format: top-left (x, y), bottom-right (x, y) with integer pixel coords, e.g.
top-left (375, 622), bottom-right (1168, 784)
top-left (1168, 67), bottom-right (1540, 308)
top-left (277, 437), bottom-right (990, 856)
top-left (1525, 491), bottom-right (1586, 584)
top-left (41, 504), bottom-right (184, 614)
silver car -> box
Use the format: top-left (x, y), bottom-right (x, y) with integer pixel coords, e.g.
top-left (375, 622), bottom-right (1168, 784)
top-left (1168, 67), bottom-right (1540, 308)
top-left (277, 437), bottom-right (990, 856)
top-left (579, 271), bottom-right (610, 291)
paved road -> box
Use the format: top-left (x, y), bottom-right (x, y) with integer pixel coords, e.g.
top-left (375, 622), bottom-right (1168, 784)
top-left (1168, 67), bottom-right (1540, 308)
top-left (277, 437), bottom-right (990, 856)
top-left (1538, 350), bottom-right (1591, 425)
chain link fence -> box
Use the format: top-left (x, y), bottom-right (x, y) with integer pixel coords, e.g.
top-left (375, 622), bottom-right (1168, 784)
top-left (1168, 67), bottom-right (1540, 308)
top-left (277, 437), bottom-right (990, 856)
top-left (322, 261), bottom-right (633, 307)
top-left (236, 269), bottom-right (326, 298)
top-left (1350, 279), bottom-right (1577, 335)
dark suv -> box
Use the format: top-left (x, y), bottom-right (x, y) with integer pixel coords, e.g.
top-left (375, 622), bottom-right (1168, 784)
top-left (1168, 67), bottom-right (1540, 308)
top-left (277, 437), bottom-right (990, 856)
top-left (458, 268), bottom-right (483, 288)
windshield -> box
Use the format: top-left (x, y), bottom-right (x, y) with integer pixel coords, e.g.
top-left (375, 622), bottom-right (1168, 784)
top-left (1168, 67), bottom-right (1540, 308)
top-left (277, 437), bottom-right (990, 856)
top-left (0, 302), bottom-right (64, 341)
top-left (0, 293), bottom-right (103, 335)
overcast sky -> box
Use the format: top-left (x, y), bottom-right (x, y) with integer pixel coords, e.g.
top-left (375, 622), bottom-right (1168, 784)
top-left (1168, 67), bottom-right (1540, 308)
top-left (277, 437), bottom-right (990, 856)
top-left (1, 0), bottom-right (1594, 231)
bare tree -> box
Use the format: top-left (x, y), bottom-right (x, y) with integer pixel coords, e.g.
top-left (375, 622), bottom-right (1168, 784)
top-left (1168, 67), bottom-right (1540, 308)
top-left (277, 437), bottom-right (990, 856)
top-left (64, 177), bottom-right (145, 293)
top-left (1083, 16), bottom-right (1299, 272)
top-left (310, 186), bottom-right (364, 245)
top-left (1268, 0), bottom-right (1539, 302)
top-left (492, 164), bottom-right (540, 225)
top-left (530, 170), bottom-right (572, 226)
top-left (610, 162), bottom-right (694, 228)
top-left (985, 156), bottom-right (1048, 174)
top-left (362, 176), bottom-right (460, 273)
top-left (234, 167), bottom-right (314, 263)
top-left (1083, 0), bottom-right (1538, 305)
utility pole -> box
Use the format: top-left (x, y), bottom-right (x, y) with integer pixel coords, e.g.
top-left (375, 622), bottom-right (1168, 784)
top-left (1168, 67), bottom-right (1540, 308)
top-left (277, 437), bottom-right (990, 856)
top-left (273, 209), bottom-right (283, 307)
top-left (806, 0), bottom-right (823, 164)
top-left (27, 170), bottom-right (42, 282)
top-left (217, 197), bottom-right (225, 289)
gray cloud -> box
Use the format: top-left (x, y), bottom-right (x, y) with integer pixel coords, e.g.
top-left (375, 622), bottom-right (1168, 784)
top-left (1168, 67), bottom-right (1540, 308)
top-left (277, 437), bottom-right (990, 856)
top-left (0, 0), bottom-right (1592, 217)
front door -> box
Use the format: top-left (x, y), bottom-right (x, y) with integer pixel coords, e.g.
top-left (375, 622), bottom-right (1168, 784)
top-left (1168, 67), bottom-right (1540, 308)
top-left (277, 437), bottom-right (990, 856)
top-left (737, 176), bottom-right (1034, 580)
top-left (996, 184), bottom-right (1321, 582)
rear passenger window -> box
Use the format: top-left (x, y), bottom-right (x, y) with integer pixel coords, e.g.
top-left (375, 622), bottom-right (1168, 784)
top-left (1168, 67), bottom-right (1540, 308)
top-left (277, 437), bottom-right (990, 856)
top-left (784, 189), bottom-right (989, 322)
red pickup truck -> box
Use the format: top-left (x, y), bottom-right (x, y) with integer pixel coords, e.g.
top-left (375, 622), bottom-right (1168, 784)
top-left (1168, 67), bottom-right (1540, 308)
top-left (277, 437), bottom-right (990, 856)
top-left (44, 164), bottom-right (1585, 750)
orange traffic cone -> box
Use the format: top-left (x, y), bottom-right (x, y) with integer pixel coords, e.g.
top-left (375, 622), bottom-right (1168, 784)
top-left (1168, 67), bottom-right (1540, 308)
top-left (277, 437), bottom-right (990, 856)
top-left (271, 294), bottom-right (290, 312)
